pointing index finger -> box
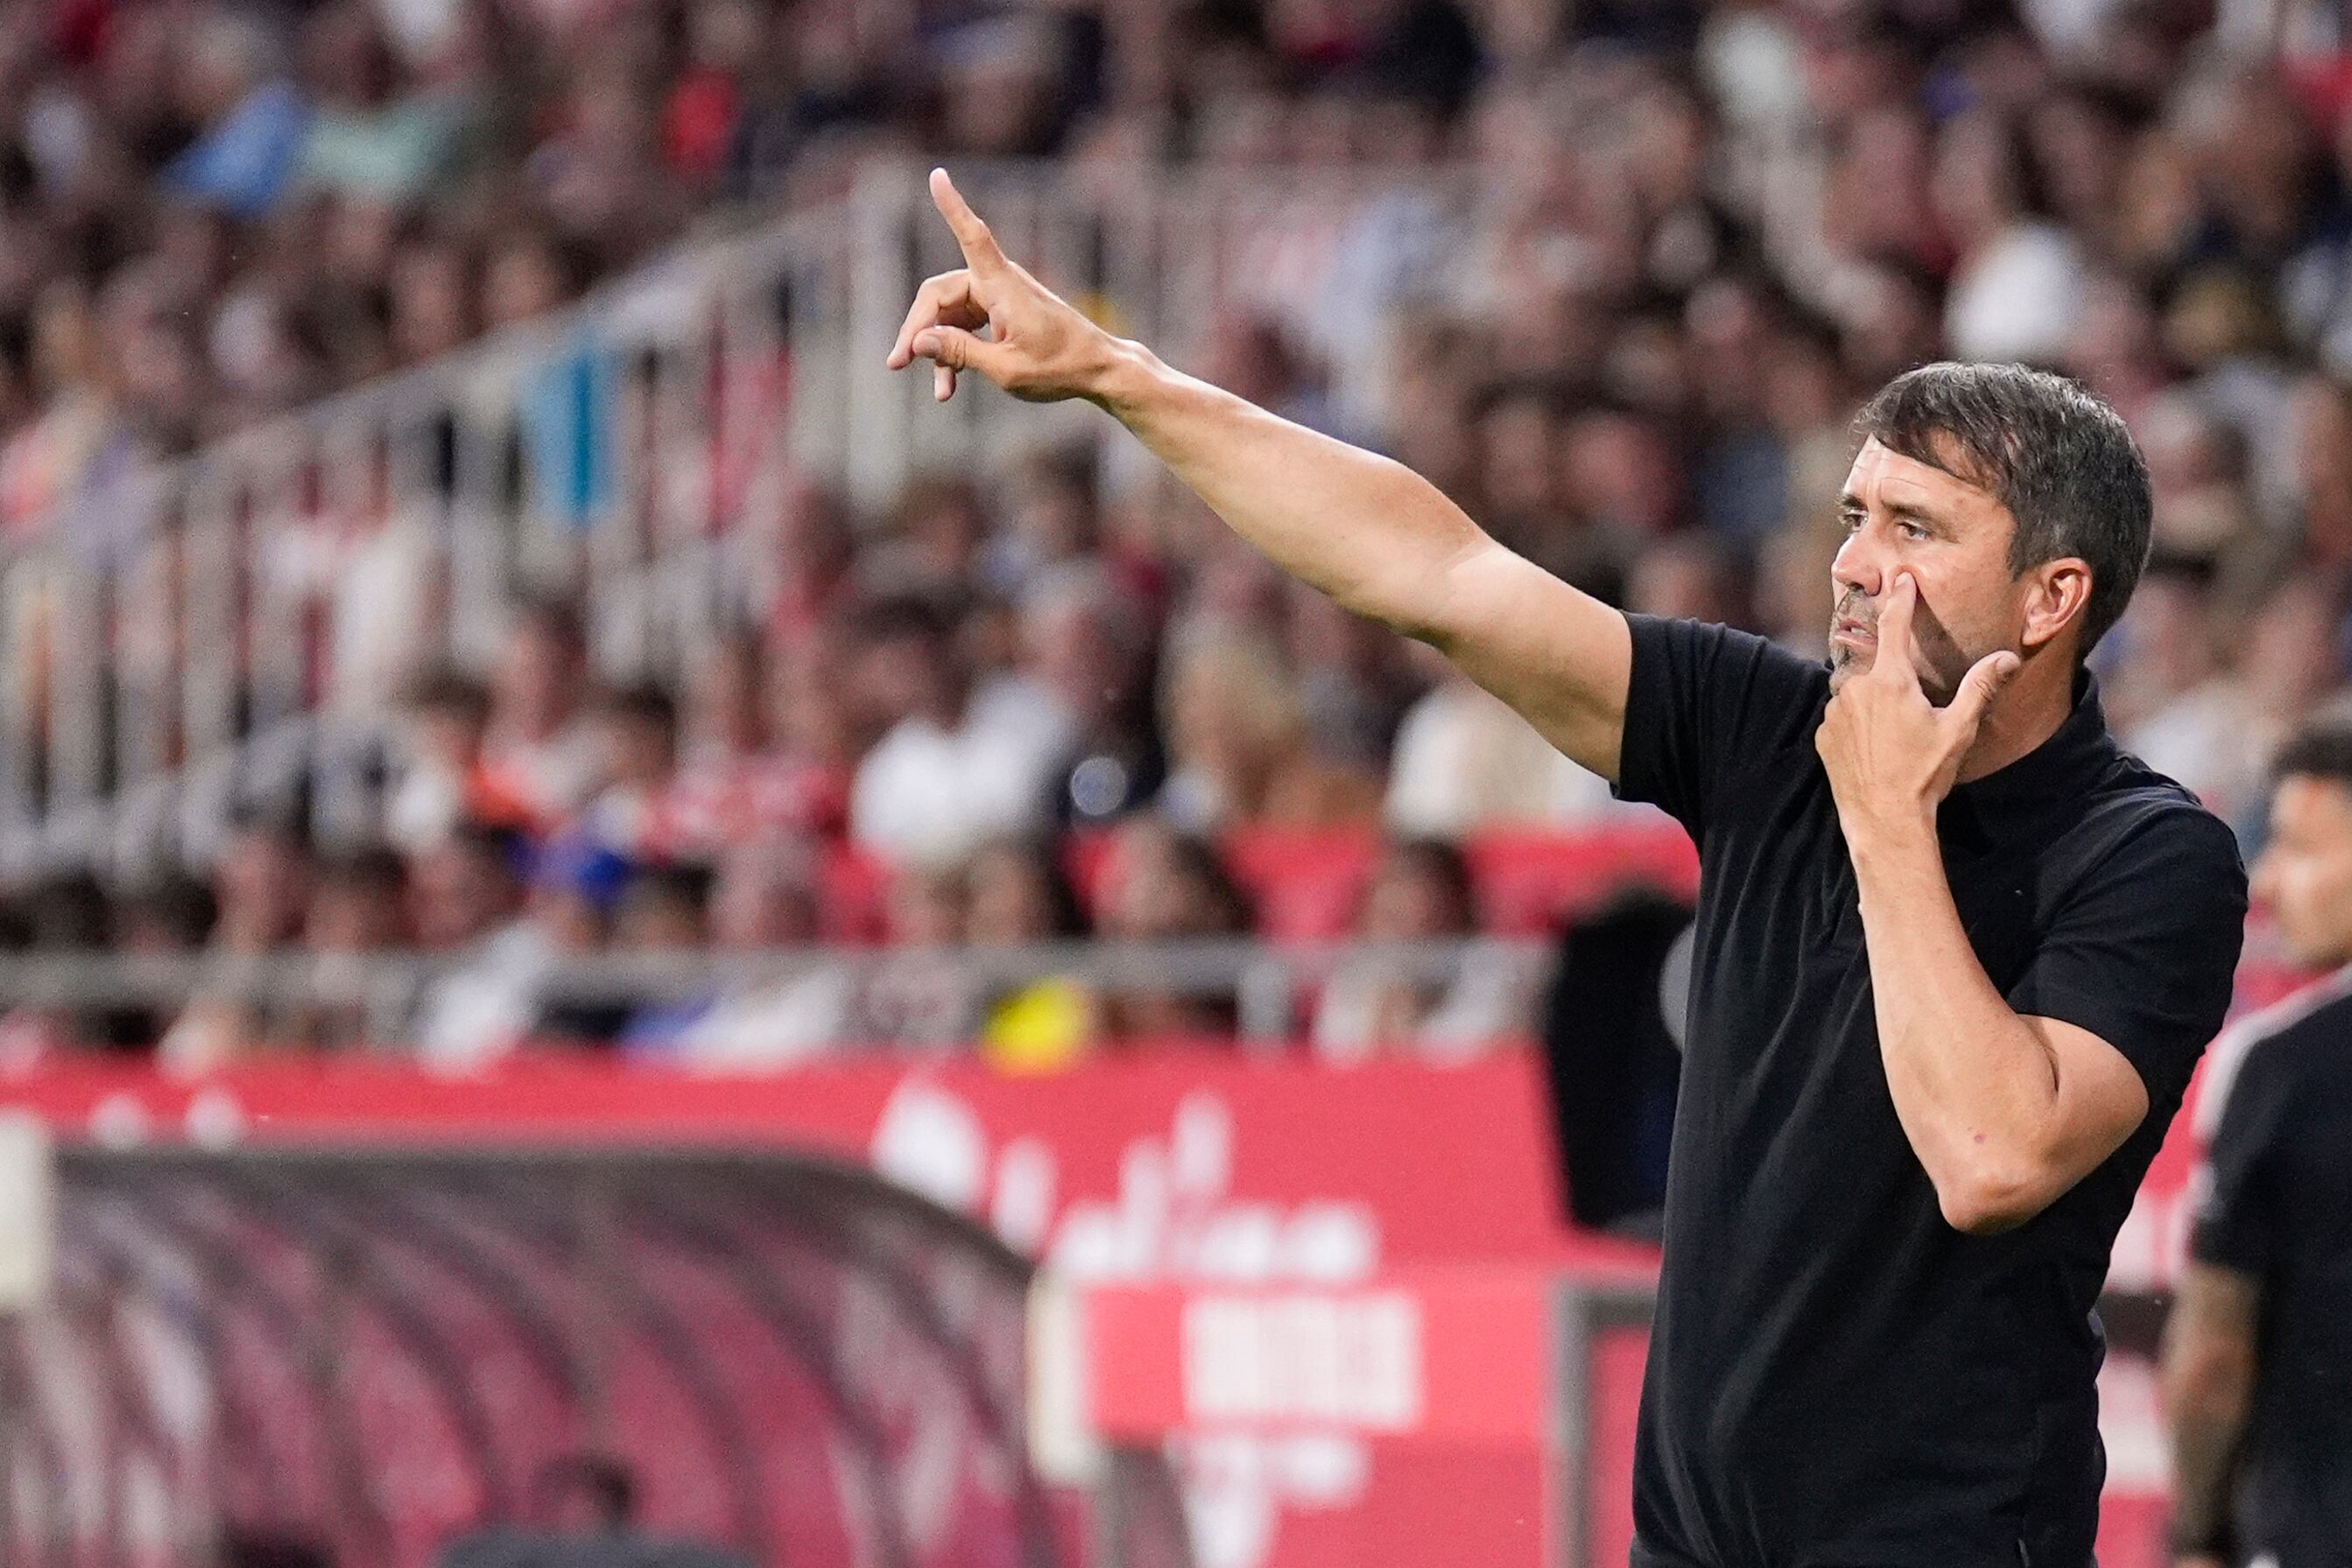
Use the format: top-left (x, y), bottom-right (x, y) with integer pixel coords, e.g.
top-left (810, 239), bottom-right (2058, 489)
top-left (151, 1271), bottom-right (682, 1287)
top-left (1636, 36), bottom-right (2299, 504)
top-left (930, 168), bottom-right (1003, 271)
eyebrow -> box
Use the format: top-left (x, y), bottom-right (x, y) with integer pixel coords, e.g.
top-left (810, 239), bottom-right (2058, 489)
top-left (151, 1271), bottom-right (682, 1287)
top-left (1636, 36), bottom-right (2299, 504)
top-left (1839, 492), bottom-right (1946, 531)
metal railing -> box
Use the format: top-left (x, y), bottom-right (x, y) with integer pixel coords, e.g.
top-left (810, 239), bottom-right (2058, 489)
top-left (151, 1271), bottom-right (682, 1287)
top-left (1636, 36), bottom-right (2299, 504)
top-left (0, 933), bottom-right (1552, 1052)
top-left (0, 160), bottom-right (1490, 884)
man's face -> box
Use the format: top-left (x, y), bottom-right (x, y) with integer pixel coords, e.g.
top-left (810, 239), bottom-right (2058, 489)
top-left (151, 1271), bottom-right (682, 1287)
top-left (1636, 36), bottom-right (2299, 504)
top-left (1828, 438), bottom-right (2027, 701)
top-left (2253, 774), bottom-right (2352, 968)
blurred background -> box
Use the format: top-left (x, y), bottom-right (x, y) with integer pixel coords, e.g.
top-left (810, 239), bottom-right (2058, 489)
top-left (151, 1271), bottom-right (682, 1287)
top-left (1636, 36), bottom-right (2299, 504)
top-left (0, 0), bottom-right (2336, 1564)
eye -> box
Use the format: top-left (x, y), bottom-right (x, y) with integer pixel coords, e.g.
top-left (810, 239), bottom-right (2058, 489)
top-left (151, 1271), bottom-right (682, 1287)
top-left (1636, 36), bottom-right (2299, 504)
top-left (1897, 520), bottom-right (1929, 541)
top-left (1839, 510), bottom-right (1864, 536)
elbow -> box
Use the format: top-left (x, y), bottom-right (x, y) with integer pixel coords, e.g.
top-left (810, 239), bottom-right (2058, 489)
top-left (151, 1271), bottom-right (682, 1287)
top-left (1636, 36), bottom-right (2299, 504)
top-left (1933, 1156), bottom-right (2053, 1236)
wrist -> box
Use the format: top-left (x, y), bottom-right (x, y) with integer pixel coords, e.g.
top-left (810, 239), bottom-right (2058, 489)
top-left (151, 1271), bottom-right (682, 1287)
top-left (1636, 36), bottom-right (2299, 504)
top-left (1086, 335), bottom-right (1159, 419)
top-left (1841, 803), bottom-right (1939, 869)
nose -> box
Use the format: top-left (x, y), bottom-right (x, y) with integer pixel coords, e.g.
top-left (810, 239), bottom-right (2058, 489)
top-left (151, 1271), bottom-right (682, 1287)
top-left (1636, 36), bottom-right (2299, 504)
top-left (1832, 522), bottom-right (1887, 602)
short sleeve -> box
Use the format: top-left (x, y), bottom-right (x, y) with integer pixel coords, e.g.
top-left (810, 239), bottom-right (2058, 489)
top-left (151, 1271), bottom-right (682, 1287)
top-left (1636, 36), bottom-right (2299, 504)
top-left (2004, 808), bottom-right (2248, 1106)
top-left (2191, 1040), bottom-right (2295, 1276)
top-left (1612, 615), bottom-right (1829, 837)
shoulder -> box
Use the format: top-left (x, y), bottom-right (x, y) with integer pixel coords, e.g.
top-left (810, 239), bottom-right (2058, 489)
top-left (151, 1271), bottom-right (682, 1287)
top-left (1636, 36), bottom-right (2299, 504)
top-left (2195, 968), bottom-right (2352, 1140)
top-left (2071, 758), bottom-right (2246, 893)
top-left (1623, 615), bottom-right (1829, 735)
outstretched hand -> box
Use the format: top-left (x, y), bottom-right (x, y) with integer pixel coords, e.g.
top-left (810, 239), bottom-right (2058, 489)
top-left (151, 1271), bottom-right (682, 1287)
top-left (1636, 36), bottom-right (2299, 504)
top-left (885, 168), bottom-right (1121, 405)
top-left (1815, 572), bottom-right (2021, 845)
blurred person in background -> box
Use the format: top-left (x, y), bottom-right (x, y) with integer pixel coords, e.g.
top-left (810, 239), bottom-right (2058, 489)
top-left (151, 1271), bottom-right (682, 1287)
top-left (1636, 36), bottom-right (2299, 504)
top-left (573, 679), bottom-right (688, 860)
top-left (1011, 561), bottom-right (1163, 826)
top-left (1384, 640), bottom-right (1630, 834)
top-left (2164, 709), bottom-right (2352, 1568)
top-left (1312, 835), bottom-right (1527, 1063)
top-left (847, 595), bottom-right (1060, 868)
top-left (667, 839), bottom-right (849, 1069)
top-left (613, 861), bottom-right (722, 1057)
top-left (966, 835), bottom-right (1097, 1072)
top-left (208, 812), bottom-right (313, 956)
top-left (406, 819), bottom-right (541, 1065)
top-left (1156, 630), bottom-right (1379, 831)
top-left (285, 843), bottom-right (408, 1051)
top-left (158, 812), bottom-right (316, 1066)
top-left (668, 629), bottom-right (769, 845)
top-left (856, 861), bottom-right (979, 1050)
top-left (482, 594), bottom-right (601, 826)
top-left (388, 665), bottom-right (531, 854)
top-left (1098, 817), bottom-right (1253, 1044)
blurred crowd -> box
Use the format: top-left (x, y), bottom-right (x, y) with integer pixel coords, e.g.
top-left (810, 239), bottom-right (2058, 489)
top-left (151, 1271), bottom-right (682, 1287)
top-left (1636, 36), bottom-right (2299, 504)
top-left (8, 0), bottom-right (2352, 1063)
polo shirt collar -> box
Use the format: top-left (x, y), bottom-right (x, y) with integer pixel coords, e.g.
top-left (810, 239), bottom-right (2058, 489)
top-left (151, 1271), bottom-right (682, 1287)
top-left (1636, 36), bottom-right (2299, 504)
top-left (1940, 668), bottom-right (2112, 840)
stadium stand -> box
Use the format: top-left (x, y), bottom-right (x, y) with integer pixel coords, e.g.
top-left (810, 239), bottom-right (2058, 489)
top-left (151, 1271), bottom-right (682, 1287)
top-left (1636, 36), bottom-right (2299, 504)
top-left (0, 0), bottom-right (2345, 1063)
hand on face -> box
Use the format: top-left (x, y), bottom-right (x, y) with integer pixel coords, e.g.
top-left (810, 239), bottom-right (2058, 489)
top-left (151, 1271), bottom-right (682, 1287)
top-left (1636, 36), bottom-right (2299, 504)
top-left (885, 169), bottom-right (1119, 405)
top-left (1815, 570), bottom-right (2022, 844)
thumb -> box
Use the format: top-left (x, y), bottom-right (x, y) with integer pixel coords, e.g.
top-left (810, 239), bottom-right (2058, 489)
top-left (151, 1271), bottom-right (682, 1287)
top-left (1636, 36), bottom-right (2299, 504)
top-left (1948, 649), bottom-right (2022, 729)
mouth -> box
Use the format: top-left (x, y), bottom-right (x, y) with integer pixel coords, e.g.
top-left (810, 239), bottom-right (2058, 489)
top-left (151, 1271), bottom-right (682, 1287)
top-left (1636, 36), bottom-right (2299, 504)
top-left (1829, 616), bottom-right (1876, 652)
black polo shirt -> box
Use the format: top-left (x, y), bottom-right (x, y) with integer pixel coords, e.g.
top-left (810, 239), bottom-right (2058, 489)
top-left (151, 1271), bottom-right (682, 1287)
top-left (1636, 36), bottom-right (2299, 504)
top-left (1614, 615), bottom-right (2246, 1568)
top-left (2191, 974), bottom-right (2352, 1568)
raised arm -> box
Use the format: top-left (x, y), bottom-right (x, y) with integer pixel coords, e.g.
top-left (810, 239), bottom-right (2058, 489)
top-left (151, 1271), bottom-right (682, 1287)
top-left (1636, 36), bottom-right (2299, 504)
top-left (886, 169), bottom-right (1632, 780)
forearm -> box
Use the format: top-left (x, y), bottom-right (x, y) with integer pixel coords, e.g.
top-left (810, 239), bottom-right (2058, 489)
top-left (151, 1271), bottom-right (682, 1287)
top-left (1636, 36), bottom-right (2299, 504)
top-left (2166, 1407), bottom-right (2245, 1556)
top-left (2162, 1269), bottom-right (2259, 1559)
top-left (1090, 340), bottom-right (1488, 637)
top-left (1850, 825), bottom-right (2064, 1227)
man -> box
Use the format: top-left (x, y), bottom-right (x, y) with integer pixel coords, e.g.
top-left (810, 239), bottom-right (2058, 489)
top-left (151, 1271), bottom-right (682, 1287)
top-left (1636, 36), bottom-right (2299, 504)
top-left (2163, 714), bottom-right (2352, 1568)
top-left (891, 170), bottom-right (2248, 1564)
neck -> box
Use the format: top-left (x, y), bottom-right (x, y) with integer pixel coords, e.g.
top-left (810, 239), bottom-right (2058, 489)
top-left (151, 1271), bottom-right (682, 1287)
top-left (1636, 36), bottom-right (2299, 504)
top-left (1954, 654), bottom-right (2074, 784)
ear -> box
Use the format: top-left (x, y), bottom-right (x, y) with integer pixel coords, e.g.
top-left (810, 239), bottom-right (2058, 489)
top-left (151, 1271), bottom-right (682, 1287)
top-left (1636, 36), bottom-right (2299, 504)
top-left (2020, 557), bottom-right (2094, 653)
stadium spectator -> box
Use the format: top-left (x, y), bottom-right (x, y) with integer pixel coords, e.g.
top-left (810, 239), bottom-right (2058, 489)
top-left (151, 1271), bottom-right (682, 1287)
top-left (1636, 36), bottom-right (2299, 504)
top-left (1312, 836), bottom-right (1526, 1063)
top-left (1010, 561), bottom-right (1164, 826)
top-left (286, 843), bottom-right (409, 1051)
top-left (574, 679), bottom-right (688, 860)
top-left (388, 665), bottom-right (530, 854)
top-left (25, 0), bottom-right (2352, 1069)
top-left (482, 595), bottom-right (601, 827)
top-left (666, 839), bottom-right (851, 1068)
top-left (966, 835), bottom-right (1097, 1072)
top-left (847, 595), bottom-right (1061, 869)
top-left (1098, 819), bottom-right (1254, 1043)
top-left (1157, 630), bottom-right (1380, 831)
top-left (856, 861), bottom-right (979, 1049)
top-left (406, 820), bottom-right (539, 1065)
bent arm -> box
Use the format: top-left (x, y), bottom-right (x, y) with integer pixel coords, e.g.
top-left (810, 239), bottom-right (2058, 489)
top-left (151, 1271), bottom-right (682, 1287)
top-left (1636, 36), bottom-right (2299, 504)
top-left (2160, 1263), bottom-right (2258, 1564)
top-left (1092, 341), bottom-right (1631, 777)
top-left (1849, 828), bottom-right (2151, 1234)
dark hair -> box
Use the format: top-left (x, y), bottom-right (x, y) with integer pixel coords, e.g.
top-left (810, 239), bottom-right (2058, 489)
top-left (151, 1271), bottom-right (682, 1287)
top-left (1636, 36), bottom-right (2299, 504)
top-left (406, 664), bottom-right (492, 722)
top-left (1378, 837), bottom-right (1476, 932)
top-left (116, 873), bottom-right (218, 948)
top-left (315, 844), bottom-right (407, 900)
top-left (1164, 834), bottom-right (1253, 936)
top-left (509, 592), bottom-right (585, 655)
top-left (968, 836), bottom-right (1089, 939)
top-left (1853, 362), bottom-right (2151, 654)
top-left (595, 679), bottom-right (679, 735)
top-left (2274, 707), bottom-right (2352, 786)
top-left (624, 861), bottom-right (716, 916)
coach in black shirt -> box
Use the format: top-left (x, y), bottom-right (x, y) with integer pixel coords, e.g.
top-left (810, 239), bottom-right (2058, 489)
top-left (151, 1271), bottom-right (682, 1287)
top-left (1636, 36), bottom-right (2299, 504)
top-left (891, 173), bottom-right (2250, 1568)
top-left (2163, 714), bottom-right (2352, 1568)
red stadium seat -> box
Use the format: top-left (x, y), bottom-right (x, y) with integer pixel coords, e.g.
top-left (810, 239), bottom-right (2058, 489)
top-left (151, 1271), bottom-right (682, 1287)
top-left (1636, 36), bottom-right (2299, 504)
top-left (1465, 821), bottom-right (1701, 936)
